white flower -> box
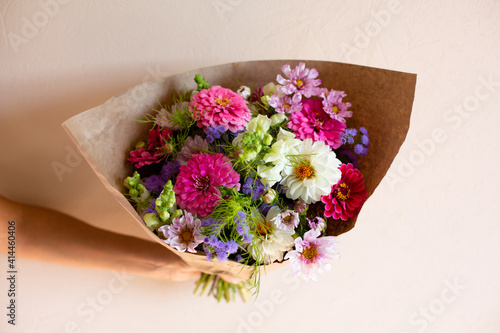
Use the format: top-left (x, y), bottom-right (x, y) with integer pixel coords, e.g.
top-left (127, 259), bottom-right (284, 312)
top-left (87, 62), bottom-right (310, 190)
top-left (281, 139), bottom-right (342, 204)
top-left (237, 85), bottom-right (251, 99)
top-left (270, 113), bottom-right (288, 126)
top-left (257, 163), bottom-right (284, 187)
top-left (247, 206), bottom-right (295, 265)
top-left (247, 114), bottom-right (272, 135)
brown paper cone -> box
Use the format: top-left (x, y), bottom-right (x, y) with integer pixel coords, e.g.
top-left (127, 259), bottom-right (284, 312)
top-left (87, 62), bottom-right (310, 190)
top-left (63, 60), bottom-right (416, 281)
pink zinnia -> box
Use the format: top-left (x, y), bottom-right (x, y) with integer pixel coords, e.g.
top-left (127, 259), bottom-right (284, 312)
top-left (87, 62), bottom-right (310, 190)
top-left (284, 229), bottom-right (339, 281)
top-left (276, 62), bottom-right (322, 103)
top-left (158, 211), bottom-right (205, 253)
top-left (321, 89), bottom-right (353, 123)
top-left (173, 153), bottom-right (240, 217)
top-left (287, 98), bottom-right (346, 149)
top-left (190, 86), bottom-right (251, 133)
top-left (127, 127), bottom-right (172, 168)
top-left (321, 163), bottom-right (367, 221)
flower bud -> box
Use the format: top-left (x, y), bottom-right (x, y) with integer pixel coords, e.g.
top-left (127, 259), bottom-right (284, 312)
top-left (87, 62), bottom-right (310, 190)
top-left (237, 85), bottom-right (251, 100)
top-left (233, 148), bottom-right (244, 159)
top-left (143, 213), bottom-right (162, 231)
top-left (294, 200), bottom-right (307, 213)
top-left (261, 188), bottom-right (277, 204)
top-left (262, 133), bottom-right (273, 146)
top-left (135, 141), bottom-right (146, 149)
top-left (270, 113), bottom-right (287, 126)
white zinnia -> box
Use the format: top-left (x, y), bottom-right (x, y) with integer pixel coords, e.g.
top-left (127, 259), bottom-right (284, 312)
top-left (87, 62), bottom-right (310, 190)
top-left (281, 139), bottom-right (342, 204)
top-left (247, 206), bottom-right (295, 265)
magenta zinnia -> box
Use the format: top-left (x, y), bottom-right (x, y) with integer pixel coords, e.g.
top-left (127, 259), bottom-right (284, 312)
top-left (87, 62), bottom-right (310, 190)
top-left (287, 98), bottom-right (346, 149)
top-left (173, 153), bottom-right (240, 217)
top-left (284, 229), bottom-right (339, 281)
top-left (190, 86), bottom-right (251, 133)
top-left (321, 163), bottom-right (367, 221)
top-left (127, 127), bottom-right (172, 168)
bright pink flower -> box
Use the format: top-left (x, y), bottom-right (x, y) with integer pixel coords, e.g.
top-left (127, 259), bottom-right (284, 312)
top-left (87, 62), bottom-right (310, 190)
top-left (173, 153), bottom-right (240, 217)
top-left (287, 98), bottom-right (346, 149)
top-left (128, 127), bottom-right (172, 168)
top-left (284, 229), bottom-right (339, 281)
top-left (190, 86), bottom-right (251, 133)
top-left (321, 89), bottom-right (353, 123)
top-left (321, 163), bottom-right (367, 221)
top-left (276, 62), bottom-right (322, 103)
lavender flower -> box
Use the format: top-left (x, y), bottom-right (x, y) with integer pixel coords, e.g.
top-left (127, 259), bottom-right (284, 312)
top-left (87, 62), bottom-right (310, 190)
top-left (205, 125), bottom-right (227, 143)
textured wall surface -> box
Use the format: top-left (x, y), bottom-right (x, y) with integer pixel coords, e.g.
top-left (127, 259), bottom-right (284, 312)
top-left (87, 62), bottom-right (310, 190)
top-left (1, 1), bottom-right (499, 332)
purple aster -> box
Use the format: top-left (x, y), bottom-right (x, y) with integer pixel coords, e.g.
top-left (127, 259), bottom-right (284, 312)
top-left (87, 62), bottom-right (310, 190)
top-left (321, 89), bottom-right (353, 123)
top-left (276, 62), bottom-right (322, 103)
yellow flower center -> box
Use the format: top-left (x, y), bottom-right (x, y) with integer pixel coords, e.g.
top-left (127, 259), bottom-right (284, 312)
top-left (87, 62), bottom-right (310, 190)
top-left (302, 245), bottom-right (317, 260)
top-left (334, 182), bottom-right (351, 201)
top-left (215, 97), bottom-right (229, 107)
top-left (295, 164), bottom-right (314, 180)
top-left (179, 227), bottom-right (194, 244)
top-left (331, 106), bottom-right (339, 114)
top-left (284, 104), bottom-right (291, 109)
top-left (296, 79), bottom-right (304, 87)
top-left (256, 222), bottom-right (271, 236)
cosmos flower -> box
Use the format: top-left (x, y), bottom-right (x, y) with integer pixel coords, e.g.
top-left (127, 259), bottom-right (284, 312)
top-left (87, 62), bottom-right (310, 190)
top-left (280, 139), bottom-right (342, 204)
top-left (276, 62), bottom-right (322, 103)
top-left (158, 211), bottom-right (205, 253)
top-left (285, 228), bottom-right (339, 281)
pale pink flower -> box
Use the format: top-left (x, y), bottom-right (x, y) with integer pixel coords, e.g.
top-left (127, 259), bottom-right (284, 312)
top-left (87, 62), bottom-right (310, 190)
top-left (158, 211), bottom-right (205, 253)
top-left (276, 62), bottom-right (322, 103)
top-left (272, 209), bottom-right (300, 231)
top-left (284, 229), bottom-right (339, 281)
top-left (321, 89), bottom-right (353, 123)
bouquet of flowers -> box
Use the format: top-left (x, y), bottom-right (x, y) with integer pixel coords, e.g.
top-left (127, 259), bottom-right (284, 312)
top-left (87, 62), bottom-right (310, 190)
top-left (63, 60), bottom-right (416, 303)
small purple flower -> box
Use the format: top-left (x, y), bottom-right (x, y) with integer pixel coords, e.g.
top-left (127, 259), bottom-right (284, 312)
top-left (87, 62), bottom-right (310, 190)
top-left (160, 160), bottom-right (181, 181)
top-left (144, 174), bottom-right (166, 195)
top-left (241, 177), bottom-right (268, 200)
top-left (205, 125), bottom-right (227, 143)
top-left (203, 235), bottom-right (239, 262)
top-left (354, 144), bottom-right (368, 156)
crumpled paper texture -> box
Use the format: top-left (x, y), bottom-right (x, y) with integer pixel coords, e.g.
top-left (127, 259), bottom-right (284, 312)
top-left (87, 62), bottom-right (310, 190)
top-left (63, 60), bottom-right (416, 280)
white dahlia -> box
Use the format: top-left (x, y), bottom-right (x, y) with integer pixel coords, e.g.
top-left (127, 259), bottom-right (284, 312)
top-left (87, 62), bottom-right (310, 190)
top-left (281, 138), bottom-right (342, 204)
top-left (247, 206), bottom-right (295, 265)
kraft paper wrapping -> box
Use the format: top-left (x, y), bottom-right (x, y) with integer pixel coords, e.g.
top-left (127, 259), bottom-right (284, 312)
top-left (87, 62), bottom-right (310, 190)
top-left (63, 60), bottom-right (416, 281)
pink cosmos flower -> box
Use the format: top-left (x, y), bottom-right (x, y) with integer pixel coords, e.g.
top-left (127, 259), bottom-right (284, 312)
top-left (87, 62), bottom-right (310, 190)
top-left (287, 98), bottom-right (346, 149)
top-left (276, 62), bottom-right (322, 103)
top-left (158, 211), bottom-right (205, 253)
top-left (268, 94), bottom-right (303, 114)
top-left (128, 127), bottom-right (172, 168)
top-left (321, 89), bottom-right (353, 123)
top-left (284, 229), bottom-right (339, 281)
top-left (321, 163), bottom-right (367, 221)
top-left (173, 153), bottom-right (240, 217)
top-left (190, 86), bottom-right (251, 133)
top-left (272, 209), bottom-right (300, 231)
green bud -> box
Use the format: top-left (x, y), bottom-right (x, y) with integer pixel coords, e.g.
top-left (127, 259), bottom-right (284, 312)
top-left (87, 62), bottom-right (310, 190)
top-left (158, 210), bottom-right (170, 222)
top-left (129, 189), bottom-right (138, 197)
top-left (143, 213), bottom-right (162, 231)
top-left (135, 141), bottom-right (146, 149)
top-left (263, 133), bottom-right (273, 146)
top-left (172, 209), bottom-right (183, 219)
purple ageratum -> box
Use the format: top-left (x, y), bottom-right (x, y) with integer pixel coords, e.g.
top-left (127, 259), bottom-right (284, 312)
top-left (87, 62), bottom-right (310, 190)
top-left (205, 125), bottom-right (227, 143)
top-left (203, 235), bottom-right (239, 262)
top-left (342, 128), bottom-right (357, 145)
top-left (276, 62), bottom-right (322, 103)
top-left (144, 160), bottom-right (181, 194)
top-left (241, 177), bottom-right (268, 201)
top-left (320, 89), bottom-right (353, 123)
top-left (234, 211), bottom-right (252, 244)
